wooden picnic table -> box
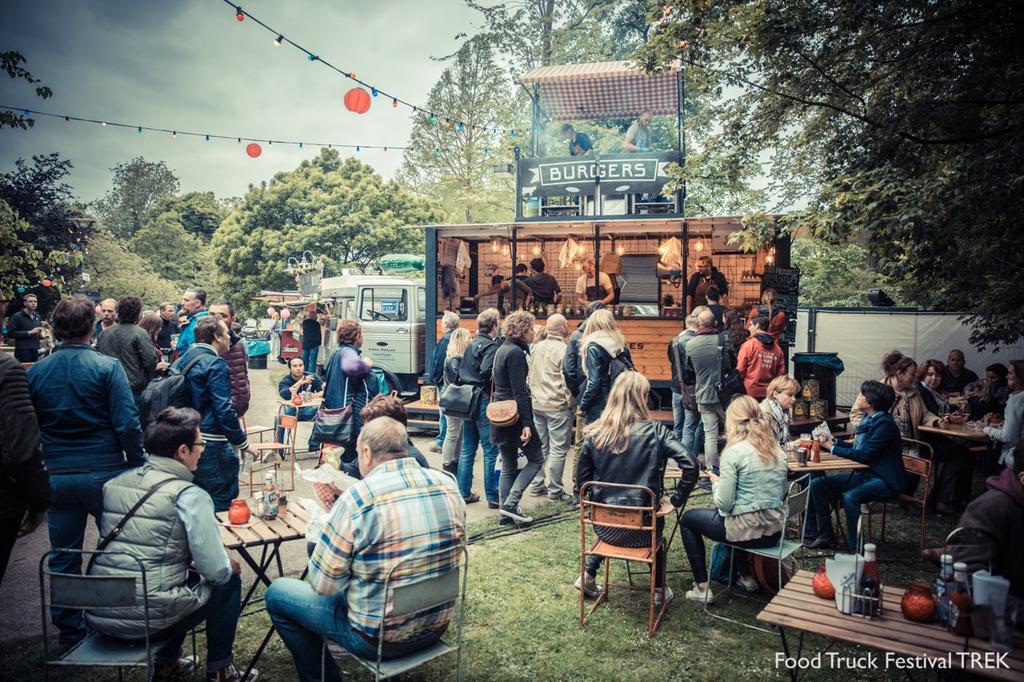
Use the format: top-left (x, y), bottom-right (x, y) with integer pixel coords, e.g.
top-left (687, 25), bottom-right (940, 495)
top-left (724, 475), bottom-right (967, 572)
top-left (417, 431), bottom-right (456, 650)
top-left (757, 570), bottom-right (1024, 681)
top-left (786, 451), bottom-right (868, 474)
top-left (918, 422), bottom-right (991, 443)
top-left (790, 411), bottom-right (850, 436)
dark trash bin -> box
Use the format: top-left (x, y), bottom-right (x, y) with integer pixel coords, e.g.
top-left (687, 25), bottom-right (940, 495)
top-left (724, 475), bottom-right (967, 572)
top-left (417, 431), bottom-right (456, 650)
top-left (247, 354), bottom-right (268, 370)
top-left (793, 352), bottom-right (845, 417)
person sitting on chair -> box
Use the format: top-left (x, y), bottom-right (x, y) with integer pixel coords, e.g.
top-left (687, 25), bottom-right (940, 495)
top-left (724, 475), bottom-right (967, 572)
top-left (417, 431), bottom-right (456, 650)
top-left (86, 407), bottom-right (254, 682)
top-left (265, 417), bottom-right (465, 682)
top-left (804, 380), bottom-right (906, 551)
top-left (574, 372), bottom-right (698, 606)
top-left (678, 395), bottom-right (788, 604)
top-left (277, 357), bottom-right (323, 452)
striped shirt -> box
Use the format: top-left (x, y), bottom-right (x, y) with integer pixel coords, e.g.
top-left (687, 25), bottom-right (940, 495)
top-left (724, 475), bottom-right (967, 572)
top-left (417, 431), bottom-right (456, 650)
top-left (309, 457), bottom-right (466, 642)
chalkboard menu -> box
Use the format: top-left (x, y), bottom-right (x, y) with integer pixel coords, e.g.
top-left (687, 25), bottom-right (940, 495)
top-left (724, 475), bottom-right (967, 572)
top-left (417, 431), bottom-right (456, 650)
top-left (761, 266), bottom-right (800, 346)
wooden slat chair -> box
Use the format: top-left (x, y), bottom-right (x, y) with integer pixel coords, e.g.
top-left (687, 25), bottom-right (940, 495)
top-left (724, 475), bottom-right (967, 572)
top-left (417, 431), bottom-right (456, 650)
top-left (322, 545), bottom-right (468, 682)
top-left (242, 415), bottom-right (274, 443)
top-left (863, 438), bottom-right (934, 555)
top-left (39, 549), bottom-right (197, 681)
top-left (578, 482), bottom-right (667, 639)
top-left (701, 475), bottom-right (811, 633)
top-left (244, 413), bottom-right (298, 493)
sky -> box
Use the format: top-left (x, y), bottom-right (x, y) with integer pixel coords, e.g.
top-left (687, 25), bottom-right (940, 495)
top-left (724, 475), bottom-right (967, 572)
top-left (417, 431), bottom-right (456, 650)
top-left (0, 0), bottom-right (481, 203)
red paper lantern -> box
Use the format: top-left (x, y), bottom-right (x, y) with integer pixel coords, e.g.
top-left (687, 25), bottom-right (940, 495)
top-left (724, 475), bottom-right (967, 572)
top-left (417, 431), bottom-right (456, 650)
top-left (246, 143), bottom-right (262, 158)
top-left (344, 87), bottom-right (371, 114)
top-left (42, 279), bottom-right (52, 287)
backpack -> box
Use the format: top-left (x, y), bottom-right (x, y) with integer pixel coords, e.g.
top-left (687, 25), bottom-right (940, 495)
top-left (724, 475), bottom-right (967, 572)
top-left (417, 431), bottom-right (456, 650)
top-left (139, 354), bottom-right (204, 428)
top-left (608, 348), bottom-right (635, 388)
top-left (716, 340), bottom-right (745, 408)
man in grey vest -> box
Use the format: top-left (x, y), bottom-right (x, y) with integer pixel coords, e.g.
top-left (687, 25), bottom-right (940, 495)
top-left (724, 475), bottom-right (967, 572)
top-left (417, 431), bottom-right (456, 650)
top-left (687, 309), bottom-right (729, 482)
top-left (87, 407), bottom-right (257, 682)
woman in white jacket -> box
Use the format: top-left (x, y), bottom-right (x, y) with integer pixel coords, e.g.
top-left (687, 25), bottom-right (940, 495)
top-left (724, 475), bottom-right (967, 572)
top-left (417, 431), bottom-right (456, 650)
top-left (985, 360), bottom-right (1024, 467)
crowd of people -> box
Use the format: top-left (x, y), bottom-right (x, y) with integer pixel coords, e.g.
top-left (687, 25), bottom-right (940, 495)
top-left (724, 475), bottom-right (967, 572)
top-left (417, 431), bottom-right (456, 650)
top-left (3, 282), bottom-right (1023, 678)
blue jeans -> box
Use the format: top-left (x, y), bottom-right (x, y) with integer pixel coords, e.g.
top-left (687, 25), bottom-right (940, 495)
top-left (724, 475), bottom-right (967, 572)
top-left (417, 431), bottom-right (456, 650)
top-left (125, 574), bottom-right (242, 671)
top-left (266, 578), bottom-right (441, 682)
top-left (278, 405), bottom-right (319, 449)
top-left (679, 508), bottom-right (781, 585)
top-left (47, 468), bottom-right (124, 646)
top-left (811, 471), bottom-right (894, 550)
top-left (302, 347), bottom-right (320, 373)
top-left (458, 396), bottom-right (499, 503)
top-left (435, 406), bottom-right (447, 448)
top-left (193, 440), bottom-right (240, 513)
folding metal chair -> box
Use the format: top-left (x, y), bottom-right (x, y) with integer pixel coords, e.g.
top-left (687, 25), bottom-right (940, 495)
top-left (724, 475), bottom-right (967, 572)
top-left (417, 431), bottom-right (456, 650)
top-left (322, 544), bottom-right (468, 681)
top-left (864, 437), bottom-right (934, 554)
top-left (245, 413), bottom-right (298, 493)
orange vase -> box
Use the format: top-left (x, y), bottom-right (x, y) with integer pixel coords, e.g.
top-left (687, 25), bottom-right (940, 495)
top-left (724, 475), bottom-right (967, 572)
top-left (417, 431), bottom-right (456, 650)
top-left (812, 563), bottom-right (835, 600)
top-left (292, 395), bottom-right (304, 407)
top-left (228, 498), bottom-right (251, 525)
top-left (901, 582), bottom-right (936, 623)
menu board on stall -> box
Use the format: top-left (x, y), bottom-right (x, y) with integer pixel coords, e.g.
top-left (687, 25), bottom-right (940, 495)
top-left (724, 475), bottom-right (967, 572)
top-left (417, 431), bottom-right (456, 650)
top-left (518, 152), bottom-right (682, 198)
top-left (761, 266), bottom-right (799, 346)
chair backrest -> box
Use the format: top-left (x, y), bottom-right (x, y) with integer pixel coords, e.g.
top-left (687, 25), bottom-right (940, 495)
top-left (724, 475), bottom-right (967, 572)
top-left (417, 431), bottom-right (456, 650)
top-left (579, 481), bottom-right (657, 532)
top-left (785, 475), bottom-right (810, 526)
top-left (279, 414), bottom-right (298, 430)
top-left (383, 544), bottom-right (467, 619)
top-left (41, 550), bottom-right (145, 610)
top-left (900, 437), bottom-right (933, 502)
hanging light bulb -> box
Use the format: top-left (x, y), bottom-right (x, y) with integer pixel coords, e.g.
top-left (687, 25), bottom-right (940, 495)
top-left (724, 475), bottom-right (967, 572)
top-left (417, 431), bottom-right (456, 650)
top-left (695, 235), bottom-right (704, 252)
top-left (574, 262), bottom-right (582, 272)
top-left (273, 34), bottom-right (284, 46)
top-left (101, 121), bottom-right (107, 127)
top-left (235, 6), bottom-right (244, 21)
top-left (491, 239), bottom-right (498, 253)
top-left (616, 244), bottom-right (624, 256)
top-left (532, 244), bottom-right (541, 255)
top-left (501, 244), bottom-right (509, 256)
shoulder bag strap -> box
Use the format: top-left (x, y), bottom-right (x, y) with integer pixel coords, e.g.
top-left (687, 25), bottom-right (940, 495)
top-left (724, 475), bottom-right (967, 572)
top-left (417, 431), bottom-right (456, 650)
top-left (86, 477), bottom-right (179, 572)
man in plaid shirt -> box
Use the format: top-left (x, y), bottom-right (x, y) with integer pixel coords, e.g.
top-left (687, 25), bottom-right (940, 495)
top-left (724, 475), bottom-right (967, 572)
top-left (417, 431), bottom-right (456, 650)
top-left (266, 417), bottom-right (466, 682)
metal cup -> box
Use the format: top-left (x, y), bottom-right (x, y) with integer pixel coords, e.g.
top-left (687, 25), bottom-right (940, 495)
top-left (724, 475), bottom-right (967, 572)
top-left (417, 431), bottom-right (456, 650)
top-left (796, 447), bottom-right (808, 467)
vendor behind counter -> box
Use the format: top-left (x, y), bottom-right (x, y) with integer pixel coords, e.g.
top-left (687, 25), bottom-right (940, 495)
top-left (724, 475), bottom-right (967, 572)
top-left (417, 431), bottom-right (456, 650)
top-left (686, 255), bottom-right (730, 312)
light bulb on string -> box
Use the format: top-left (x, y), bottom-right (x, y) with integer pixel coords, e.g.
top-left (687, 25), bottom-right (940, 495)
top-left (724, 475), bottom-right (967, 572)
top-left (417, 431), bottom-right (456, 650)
top-left (616, 244), bottom-right (624, 256)
top-left (392, 99), bottom-right (398, 109)
top-left (101, 121), bottom-right (107, 127)
top-left (136, 126), bottom-right (142, 135)
top-left (428, 114), bottom-right (437, 125)
top-left (273, 34), bottom-right (283, 46)
top-left (532, 244), bottom-right (541, 255)
top-left (457, 122), bottom-right (465, 132)
top-left (172, 131), bottom-right (177, 138)
top-left (356, 146), bottom-right (360, 152)
top-left (371, 88), bottom-right (378, 97)
top-left (204, 134), bottom-right (210, 142)
top-left (307, 54), bottom-right (317, 62)
top-left (491, 239), bottom-right (498, 253)
top-left (235, 6), bottom-right (244, 21)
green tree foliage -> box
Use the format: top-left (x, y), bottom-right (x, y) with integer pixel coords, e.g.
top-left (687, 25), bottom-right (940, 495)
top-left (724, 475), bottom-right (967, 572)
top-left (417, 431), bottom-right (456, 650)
top-left (73, 233), bottom-right (179, 304)
top-left (146, 191), bottom-right (227, 239)
top-left (398, 40), bottom-right (517, 223)
top-left (128, 211), bottom-right (211, 285)
top-left (638, 1), bottom-right (1024, 346)
top-left (0, 51), bottom-right (52, 131)
top-left (0, 200), bottom-right (44, 298)
top-left (791, 238), bottom-right (897, 308)
top-left (0, 154), bottom-right (92, 297)
top-left (211, 149), bottom-right (442, 314)
top-left (93, 157), bottom-right (180, 239)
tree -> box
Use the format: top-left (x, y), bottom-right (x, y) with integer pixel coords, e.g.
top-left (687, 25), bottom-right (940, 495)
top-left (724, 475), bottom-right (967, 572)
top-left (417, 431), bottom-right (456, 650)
top-left (1, 51), bottom-right (52, 131)
top-left (0, 154), bottom-right (92, 297)
top-left (791, 238), bottom-right (897, 308)
top-left (93, 157), bottom-right (180, 239)
top-left (639, 1), bottom-right (1024, 347)
top-left (398, 39), bottom-right (518, 223)
top-left (129, 211), bottom-right (210, 285)
top-left (147, 191), bottom-right (226, 239)
top-left (73, 233), bottom-right (180, 304)
top-left (211, 149), bottom-right (443, 314)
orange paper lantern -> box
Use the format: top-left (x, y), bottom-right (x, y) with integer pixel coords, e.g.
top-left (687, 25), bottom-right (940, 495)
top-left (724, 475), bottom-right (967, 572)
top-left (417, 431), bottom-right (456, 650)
top-left (246, 143), bottom-right (262, 158)
top-left (344, 87), bottom-right (371, 114)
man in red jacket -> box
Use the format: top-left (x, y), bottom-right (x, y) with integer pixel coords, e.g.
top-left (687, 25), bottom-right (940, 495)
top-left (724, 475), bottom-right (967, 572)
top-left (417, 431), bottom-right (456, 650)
top-left (736, 316), bottom-right (786, 399)
top-left (209, 301), bottom-right (251, 418)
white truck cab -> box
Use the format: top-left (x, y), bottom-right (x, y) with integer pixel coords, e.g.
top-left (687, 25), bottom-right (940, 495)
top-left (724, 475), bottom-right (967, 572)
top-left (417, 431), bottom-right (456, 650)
top-left (319, 275), bottom-right (426, 395)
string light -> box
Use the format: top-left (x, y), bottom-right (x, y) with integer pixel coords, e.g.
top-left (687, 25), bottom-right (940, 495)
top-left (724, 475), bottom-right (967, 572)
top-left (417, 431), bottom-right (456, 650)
top-left (1, 105), bottom-right (409, 152)
top-left (216, 0), bottom-right (510, 135)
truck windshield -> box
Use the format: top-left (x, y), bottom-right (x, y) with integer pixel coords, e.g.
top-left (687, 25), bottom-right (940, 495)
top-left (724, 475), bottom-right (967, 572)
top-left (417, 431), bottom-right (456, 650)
top-left (360, 287), bottom-right (408, 322)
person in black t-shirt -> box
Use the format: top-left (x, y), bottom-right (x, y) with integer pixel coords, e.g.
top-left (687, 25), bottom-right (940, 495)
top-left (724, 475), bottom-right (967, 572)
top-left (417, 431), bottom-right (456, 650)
top-left (523, 258), bottom-right (562, 305)
top-left (560, 123), bottom-right (593, 156)
top-left (299, 306), bottom-right (323, 372)
top-left (685, 255), bottom-right (730, 313)
top-left (155, 302), bottom-right (178, 351)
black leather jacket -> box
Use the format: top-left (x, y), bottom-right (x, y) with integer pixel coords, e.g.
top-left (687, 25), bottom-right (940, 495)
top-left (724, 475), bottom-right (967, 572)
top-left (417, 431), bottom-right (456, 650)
top-left (578, 344), bottom-right (633, 422)
top-left (491, 337), bottom-right (534, 430)
top-left (443, 354), bottom-right (462, 387)
top-left (458, 333), bottom-right (499, 392)
top-left (562, 324), bottom-right (585, 403)
top-left (576, 420), bottom-right (698, 510)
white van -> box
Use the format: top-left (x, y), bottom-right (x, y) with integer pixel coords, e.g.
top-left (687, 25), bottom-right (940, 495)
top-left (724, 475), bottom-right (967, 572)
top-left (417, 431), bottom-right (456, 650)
top-left (319, 275), bottom-right (426, 396)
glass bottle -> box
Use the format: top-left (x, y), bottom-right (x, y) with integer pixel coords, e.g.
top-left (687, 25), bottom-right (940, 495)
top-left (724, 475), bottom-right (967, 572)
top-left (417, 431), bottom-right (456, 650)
top-left (261, 472), bottom-right (279, 521)
top-left (935, 553), bottom-right (955, 625)
top-left (949, 561), bottom-right (974, 636)
top-left (858, 543), bottom-right (881, 616)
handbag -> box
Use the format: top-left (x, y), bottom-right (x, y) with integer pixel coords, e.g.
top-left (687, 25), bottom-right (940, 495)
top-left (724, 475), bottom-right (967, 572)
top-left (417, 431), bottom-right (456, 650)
top-left (485, 366), bottom-right (519, 427)
top-left (312, 376), bottom-right (361, 445)
top-left (439, 383), bottom-right (480, 419)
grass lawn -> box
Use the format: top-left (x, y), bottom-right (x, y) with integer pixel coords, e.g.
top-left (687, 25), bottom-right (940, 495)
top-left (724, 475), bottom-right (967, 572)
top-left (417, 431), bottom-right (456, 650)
top-left (2, 485), bottom-right (966, 681)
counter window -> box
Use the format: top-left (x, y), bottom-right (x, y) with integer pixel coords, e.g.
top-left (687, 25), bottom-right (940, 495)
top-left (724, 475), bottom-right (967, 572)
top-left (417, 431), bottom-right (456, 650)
top-left (360, 287), bottom-right (408, 322)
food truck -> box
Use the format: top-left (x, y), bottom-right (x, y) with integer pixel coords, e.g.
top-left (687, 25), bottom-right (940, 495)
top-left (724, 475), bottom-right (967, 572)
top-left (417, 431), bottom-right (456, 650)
top-left (420, 60), bottom-right (794, 409)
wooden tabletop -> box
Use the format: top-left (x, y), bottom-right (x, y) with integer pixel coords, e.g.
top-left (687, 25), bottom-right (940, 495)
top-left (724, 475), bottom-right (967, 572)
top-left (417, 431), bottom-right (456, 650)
top-left (217, 503), bottom-right (310, 550)
top-left (757, 571), bottom-right (1024, 681)
top-left (277, 397), bottom-right (323, 409)
top-left (918, 422), bottom-right (991, 443)
top-left (791, 411), bottom-right (850, 434)
top-left (787, 451), bottom-right (868, 473)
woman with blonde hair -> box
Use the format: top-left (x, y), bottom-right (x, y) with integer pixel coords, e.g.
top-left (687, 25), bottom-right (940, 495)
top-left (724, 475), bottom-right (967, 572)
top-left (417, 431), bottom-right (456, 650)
top-left (577, 308), bottom-right (631, 423)
top-left (760, 375), bottom-right (801, 447)
top-left (679, 395), bottom-right (788, 603)
top-left (440, 327), bottom-right (472, 477)
top-left (574, 372), bottom-right (699, 605)
top-left (747, 288), bottom-right (787, 342)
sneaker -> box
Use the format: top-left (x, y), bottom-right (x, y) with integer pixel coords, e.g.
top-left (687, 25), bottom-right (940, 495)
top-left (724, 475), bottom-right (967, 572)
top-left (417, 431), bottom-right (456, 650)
top-left (574, 573), bottom-right (604, 598)
top-left (803, 533), bottom-right (836, 550)
top-left (528, 484), bottom-right (549, 497)
top-left (547, 491), bottom-right (574, 503)
top-left (260, 450), bottom-right (282, 464)
top-left (154, 656), bottom-right (197, 682)
top-left (655, 585), bottom-right (674, 608)
top-left (463, 493), bottom-right (480, 504)
top-left (441, 461), bottom-right (458, 477)
top-left (498, 515), bottom-right (515, 527)
top-left (487, 500), bottom-right (500, 510)
top-left (206, 664), bottom-right (258, 681)
top-left (430, 444), bottom-right (442, 453)
top-left (736, 575), bottom-right (760, 593)
top-left (499, 503), bottom-right (534, 524)
top-left (684, 583), bottom-right (716, 603)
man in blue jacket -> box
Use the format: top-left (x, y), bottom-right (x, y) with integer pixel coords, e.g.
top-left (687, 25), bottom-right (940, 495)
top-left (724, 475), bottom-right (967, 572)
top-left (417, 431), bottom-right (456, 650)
top-left (429, 311), bottom-right (460, 453)
top-left (27, 295), bottom-right (145, 648)
top-left (805, 380), bottom-right (906, 551)
top-left (173, 317), bottom-right (255, 511)
top-left (175, 287), bottom-right (209, 356)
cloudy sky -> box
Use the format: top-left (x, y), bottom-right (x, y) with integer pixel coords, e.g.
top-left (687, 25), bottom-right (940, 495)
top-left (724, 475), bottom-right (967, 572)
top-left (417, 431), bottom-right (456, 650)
top-left (0, 0), bottom-right (481, 203)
